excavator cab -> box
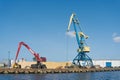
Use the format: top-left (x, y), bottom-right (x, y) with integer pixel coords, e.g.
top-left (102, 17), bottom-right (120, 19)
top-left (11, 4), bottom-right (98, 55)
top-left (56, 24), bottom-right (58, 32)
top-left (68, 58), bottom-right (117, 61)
top-left (13, 63), bottom-right (21, 68)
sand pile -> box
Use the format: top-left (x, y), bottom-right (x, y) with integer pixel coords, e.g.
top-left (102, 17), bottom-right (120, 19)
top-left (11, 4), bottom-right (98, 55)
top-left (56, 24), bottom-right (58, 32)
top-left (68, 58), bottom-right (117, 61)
top-left (12, 61), bottom-right (72, 69)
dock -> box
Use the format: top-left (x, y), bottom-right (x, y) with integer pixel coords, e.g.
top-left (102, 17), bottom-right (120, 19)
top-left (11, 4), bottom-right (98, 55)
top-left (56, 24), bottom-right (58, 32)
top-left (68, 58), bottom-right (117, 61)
top-left (0, 67), bottom-right (120, 74)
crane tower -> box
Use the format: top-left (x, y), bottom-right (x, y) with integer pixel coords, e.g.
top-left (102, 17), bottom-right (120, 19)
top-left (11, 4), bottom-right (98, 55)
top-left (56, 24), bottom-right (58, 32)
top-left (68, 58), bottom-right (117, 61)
top-left (67, 13), bottom-right (93, 67)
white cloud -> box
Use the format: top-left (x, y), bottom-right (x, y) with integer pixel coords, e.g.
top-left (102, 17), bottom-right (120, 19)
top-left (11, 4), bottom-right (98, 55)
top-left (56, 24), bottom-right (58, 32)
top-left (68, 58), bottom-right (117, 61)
top-left (112, 33), bottom-right (120, 43)
top-left (66, 31), bottom-right (75, 38)
top-left (113, 36), bottom-right (120, 43)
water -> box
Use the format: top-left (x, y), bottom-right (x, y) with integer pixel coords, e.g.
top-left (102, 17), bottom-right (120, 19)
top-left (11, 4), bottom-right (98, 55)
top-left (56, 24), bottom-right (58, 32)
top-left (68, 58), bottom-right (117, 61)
top-left (0, 71), bottom-right (120, 80)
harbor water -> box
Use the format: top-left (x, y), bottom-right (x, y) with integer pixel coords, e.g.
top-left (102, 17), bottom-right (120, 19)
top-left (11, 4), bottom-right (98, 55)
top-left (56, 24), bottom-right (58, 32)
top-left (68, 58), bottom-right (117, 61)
top-left (0, 71), bottom-right (120, 80)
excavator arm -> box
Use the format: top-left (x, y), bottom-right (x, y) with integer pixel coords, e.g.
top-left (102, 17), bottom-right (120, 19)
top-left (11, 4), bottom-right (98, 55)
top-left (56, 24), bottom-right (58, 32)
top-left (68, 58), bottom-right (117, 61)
top-left (15, 42), bottom-right (46, 63)
top-left (13, 42), bottom-right (47, 69)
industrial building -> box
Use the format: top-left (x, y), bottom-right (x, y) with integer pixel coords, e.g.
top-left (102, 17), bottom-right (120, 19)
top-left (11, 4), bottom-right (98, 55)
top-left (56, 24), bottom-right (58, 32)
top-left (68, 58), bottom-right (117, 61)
top-left (93, 59), bottom-right (120, 67)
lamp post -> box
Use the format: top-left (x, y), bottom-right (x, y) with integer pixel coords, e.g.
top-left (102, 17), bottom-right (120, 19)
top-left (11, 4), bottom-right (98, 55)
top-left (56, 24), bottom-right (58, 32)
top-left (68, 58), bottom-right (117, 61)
top-left (8, 51), bottom-right (10, 60)
top-left (8, 51), bottom-right (11, 68)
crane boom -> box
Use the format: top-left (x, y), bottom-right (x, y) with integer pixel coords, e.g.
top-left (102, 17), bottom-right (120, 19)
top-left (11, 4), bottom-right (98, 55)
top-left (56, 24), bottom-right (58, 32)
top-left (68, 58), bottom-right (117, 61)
top-left (67, 13), bottom-right (75, 31)
top-left (15, 42), bottom-right (46, 63)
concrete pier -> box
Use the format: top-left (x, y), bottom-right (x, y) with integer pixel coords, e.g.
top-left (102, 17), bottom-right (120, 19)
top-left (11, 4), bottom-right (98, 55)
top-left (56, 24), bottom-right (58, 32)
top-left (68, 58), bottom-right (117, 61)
top-left (0, 67), bottom-right (120, 74)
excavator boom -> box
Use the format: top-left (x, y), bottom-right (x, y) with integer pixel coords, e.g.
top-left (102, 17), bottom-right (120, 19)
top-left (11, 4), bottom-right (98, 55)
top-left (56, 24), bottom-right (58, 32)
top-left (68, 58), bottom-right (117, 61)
top-left (15, 42), bottom-right (46, 63)
top-left (13, 41), bottom-right (47, 69)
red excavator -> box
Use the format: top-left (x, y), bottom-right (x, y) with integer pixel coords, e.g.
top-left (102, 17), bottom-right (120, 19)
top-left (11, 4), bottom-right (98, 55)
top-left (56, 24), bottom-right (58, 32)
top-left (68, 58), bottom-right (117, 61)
top-left (13, 42), bottom-right (47, 69)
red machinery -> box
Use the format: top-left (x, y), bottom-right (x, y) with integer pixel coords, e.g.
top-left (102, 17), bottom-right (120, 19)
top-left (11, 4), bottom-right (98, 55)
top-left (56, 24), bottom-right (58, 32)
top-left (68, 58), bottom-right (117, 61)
top-left (13, 42), bottom-right (47, 69)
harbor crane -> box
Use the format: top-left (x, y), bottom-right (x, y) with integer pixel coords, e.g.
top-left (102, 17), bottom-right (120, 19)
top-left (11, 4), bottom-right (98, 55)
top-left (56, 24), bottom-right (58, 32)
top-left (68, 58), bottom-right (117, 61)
top-left (13, 41), bottom-right (47, 69)
top-left (67, 13), bottom-right (93, 67)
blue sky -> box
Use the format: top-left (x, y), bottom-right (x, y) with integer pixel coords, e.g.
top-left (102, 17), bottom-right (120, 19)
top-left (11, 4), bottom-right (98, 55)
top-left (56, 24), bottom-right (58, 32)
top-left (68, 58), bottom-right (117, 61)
top-left (0, 0), bottom-right (120, 62)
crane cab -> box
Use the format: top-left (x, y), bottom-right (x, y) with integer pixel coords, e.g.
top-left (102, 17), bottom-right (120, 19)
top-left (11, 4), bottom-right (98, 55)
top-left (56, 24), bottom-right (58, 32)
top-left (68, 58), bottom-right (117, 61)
top-left (77, 46), bottom-right (90, 53)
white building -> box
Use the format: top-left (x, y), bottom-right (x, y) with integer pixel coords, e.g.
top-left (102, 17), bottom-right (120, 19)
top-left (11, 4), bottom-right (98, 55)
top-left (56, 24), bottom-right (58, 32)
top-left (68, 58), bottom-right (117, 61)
top-left (93, 59), bottom-right (120, 67)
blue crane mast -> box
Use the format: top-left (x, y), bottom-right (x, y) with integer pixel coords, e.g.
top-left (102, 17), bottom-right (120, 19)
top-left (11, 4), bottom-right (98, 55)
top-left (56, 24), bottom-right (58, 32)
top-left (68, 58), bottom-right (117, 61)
top-left (67, 13), bottom-right (93, 67)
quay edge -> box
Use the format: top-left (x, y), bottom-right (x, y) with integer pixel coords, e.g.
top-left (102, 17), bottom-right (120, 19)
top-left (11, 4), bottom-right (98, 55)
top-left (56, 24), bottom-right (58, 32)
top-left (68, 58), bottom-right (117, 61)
top-left (0, 67), bottom-right (120, 74)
